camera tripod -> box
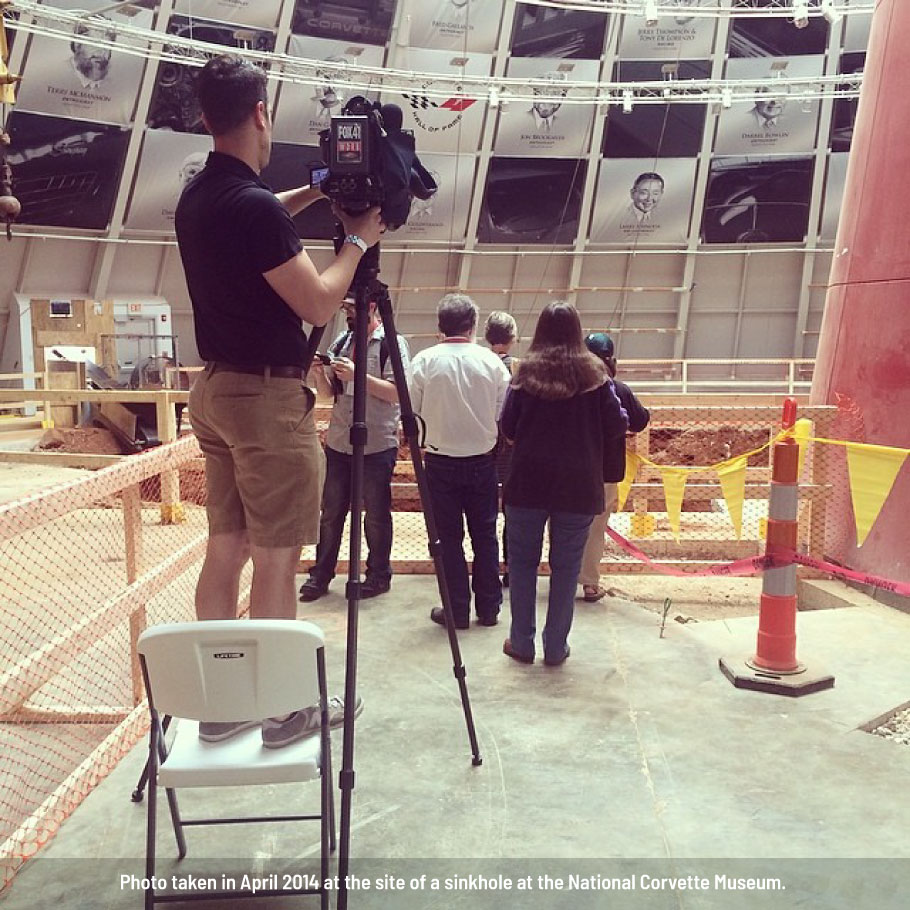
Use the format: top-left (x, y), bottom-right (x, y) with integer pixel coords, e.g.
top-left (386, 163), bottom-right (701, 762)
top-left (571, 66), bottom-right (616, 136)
top-left (127, 239), bottom-right (482, 907)
top-left (304, 240), bottom-right (482, 909)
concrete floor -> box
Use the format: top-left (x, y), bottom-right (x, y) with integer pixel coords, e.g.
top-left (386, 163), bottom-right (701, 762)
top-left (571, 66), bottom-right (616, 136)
top-left (3, 576), bottom-right (909, 910)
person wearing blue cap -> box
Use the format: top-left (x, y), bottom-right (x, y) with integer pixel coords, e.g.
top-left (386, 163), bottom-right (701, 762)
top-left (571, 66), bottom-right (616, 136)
top-left (580, 332), bottom-right (650, 601)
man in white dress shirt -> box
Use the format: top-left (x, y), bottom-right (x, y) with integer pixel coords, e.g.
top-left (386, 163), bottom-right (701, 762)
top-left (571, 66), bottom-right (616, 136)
top-left (409, 294), bottom-right (511, 630)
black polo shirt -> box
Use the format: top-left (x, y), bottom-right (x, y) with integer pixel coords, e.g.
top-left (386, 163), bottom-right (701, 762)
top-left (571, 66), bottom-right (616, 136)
top-left (175, 151), bottom-right (306, 366)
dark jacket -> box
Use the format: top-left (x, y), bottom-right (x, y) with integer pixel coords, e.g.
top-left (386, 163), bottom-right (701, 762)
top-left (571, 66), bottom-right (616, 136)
top-left (493, 353), bottom-right (515, 482)
top-left (605, 379), bottom-right (650, 482)
top-left (501, 380), bottom-right (628, 514)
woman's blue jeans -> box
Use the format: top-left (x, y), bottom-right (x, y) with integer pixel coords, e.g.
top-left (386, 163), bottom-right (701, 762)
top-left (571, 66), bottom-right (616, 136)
top-left (505, 506), bottom-right (594, 662)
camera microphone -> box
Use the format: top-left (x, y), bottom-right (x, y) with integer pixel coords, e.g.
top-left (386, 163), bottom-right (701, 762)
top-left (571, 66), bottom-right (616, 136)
top-left (379, 103), bottom-right (403, 134)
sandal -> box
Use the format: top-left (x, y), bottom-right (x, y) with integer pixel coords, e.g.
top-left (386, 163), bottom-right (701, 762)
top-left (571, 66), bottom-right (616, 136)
top-left (582, 585), bottom-right (608, 603)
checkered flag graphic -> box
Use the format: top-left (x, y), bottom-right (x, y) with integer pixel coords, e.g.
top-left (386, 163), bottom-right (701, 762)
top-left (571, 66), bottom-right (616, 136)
top-left (403, 93), bottom-right (437, 110)
top-left (402, 94), bottom-right (476, 113)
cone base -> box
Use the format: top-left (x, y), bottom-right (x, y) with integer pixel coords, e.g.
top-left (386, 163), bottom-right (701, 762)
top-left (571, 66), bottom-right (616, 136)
top-left (746, 656), bottom-right (803, 675)
top-left (719, 656), bottom-right (835, 697)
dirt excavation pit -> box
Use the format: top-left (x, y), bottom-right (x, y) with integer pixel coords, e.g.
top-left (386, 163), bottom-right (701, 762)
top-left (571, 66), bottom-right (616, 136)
top-left (36, 427), bottom-right (127, 456)
top-left (648, 426), bottom-right (771, 467)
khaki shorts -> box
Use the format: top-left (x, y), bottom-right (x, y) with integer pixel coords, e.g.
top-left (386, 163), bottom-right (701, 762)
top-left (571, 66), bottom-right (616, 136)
top-left (188, 365), bottom-right (325, 548)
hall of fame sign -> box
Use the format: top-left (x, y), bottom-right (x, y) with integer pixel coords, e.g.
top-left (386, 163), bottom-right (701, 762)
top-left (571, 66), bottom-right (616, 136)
top-left (398, 48), bottom-right (491, 154)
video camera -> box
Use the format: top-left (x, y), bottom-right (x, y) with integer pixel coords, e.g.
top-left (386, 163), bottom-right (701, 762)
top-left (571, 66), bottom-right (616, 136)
top-left (313, 96), bottom-right (437, 231)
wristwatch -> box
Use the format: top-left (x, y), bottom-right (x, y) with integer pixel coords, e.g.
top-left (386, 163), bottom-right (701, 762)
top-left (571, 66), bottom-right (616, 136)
top-left (344, 234), bottom-right (369, 254)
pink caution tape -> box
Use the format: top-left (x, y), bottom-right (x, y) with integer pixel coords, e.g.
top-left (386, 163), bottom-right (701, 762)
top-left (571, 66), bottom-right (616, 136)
top-left (604, 526), bottom-right (910, 597)
top-left (605, 527), bottom-right (772, 578)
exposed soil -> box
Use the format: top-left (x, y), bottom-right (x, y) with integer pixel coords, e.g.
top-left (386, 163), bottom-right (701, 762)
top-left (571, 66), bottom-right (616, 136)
top-left (140, 464), bottom-right (207, 506)
top-left (648, 426), bottom-right (771, 467)
top-left (36, 427), bottom-right (127, 456)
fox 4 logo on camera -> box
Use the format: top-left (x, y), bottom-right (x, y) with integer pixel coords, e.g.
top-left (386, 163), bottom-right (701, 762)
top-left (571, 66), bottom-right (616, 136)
top-left (315, 96), bottom-right (437, 231)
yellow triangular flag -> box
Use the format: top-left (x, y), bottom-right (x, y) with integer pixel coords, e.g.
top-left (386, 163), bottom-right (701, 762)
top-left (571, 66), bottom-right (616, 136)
top-left (793, 418), bottom-right (812, 478)
top-left (845, 442), bottom-right (908, 546)
top-left (616, 452), bottom-right (641, 513)
top-left (716, 455), bottom-right (747, 540)
top-left (659, 467), bottom-right (688, 542)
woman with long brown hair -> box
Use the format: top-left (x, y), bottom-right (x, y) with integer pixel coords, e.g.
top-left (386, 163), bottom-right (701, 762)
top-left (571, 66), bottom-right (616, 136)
top-left (499, 302), bottom-right (628, 665)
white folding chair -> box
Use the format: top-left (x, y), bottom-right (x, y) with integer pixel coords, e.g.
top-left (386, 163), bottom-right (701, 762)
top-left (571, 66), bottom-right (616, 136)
top-left (137, 619), bottom-right (335, 909)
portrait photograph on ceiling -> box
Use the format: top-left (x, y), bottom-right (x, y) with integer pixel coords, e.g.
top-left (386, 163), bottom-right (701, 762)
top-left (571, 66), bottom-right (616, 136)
top-left (618, 0), bottom-right (716, 59)
top-left (407, 0), bottom-right (506, 54)
top-left (390, 152), bottom-right (476, 242)
top-left (13, 0), bottom-right (153, 126)
top-left (493, 57), bottom-right (599, 159)
top-left (714, 56), bottom-right (824, 157)
top-left (590, 158), bottom-right (699, 245)
top-left (124, 129), bottom-right (212, 232)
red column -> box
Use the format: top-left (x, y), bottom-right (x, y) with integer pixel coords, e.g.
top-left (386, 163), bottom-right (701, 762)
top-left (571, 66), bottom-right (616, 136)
top-left (811, 0), bottom-right (910, 583)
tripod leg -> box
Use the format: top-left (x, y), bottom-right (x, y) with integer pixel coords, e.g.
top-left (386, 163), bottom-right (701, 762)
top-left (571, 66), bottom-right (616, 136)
top-left (336, 280), bottom-right (371, 910)
top-left (376, 288), bottom-right (483, 767)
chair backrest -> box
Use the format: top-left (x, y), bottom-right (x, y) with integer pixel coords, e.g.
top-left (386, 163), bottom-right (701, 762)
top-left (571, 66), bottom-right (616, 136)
top-left (137, 620), bottom-right (325, 722)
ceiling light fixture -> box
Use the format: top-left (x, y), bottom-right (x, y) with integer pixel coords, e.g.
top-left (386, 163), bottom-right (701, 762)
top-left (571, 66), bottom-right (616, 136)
top-left (643, 0), bottom-right (659, 28)
top-left (820, 0), bottom-right (843, 26)
top-left (622, 89), bottom-right (634, 113)
top-left (792, 1), bottom-right (810, 29)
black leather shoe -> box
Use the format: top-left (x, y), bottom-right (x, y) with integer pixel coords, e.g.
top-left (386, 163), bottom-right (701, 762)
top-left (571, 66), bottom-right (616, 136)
top-left (503, 639), bottom-right (534, 664)
top-left (476, 614), bottom-right (499, 627)
top-left (544, 646), bottom-right (571, 667)
top-left (360, 578), bottom-right (391, 599)
top-left (299, 579), bottom-right (329, 602)
top-left (430, 606), bottom-right (469, 630)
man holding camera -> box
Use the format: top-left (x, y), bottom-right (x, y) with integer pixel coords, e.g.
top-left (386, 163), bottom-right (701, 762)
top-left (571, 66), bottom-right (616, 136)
top-left (300, 294), bottom-right (409, 602)
top-left (177, 54), bottom-right (381, 746)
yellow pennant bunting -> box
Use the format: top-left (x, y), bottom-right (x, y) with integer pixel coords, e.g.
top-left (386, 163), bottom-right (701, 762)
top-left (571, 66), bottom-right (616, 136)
top-left (715, 455), bottom-right (748, 540)
top-left (659, 467), bottom-right (688, 542)
top-left (792, 418), bottom-right (812, 478)
top-left (845, 441), bottom-right (908, 547)
top-left (617, 452), bottom-right (641, 513)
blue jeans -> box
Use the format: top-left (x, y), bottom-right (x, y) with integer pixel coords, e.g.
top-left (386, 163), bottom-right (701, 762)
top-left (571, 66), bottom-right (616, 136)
top-left (309, 446), bottom-right (397, 586)
top-left (425, 453), bottom-right (501, 624)
top-left (505, 507), bottom-right (594, 662)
